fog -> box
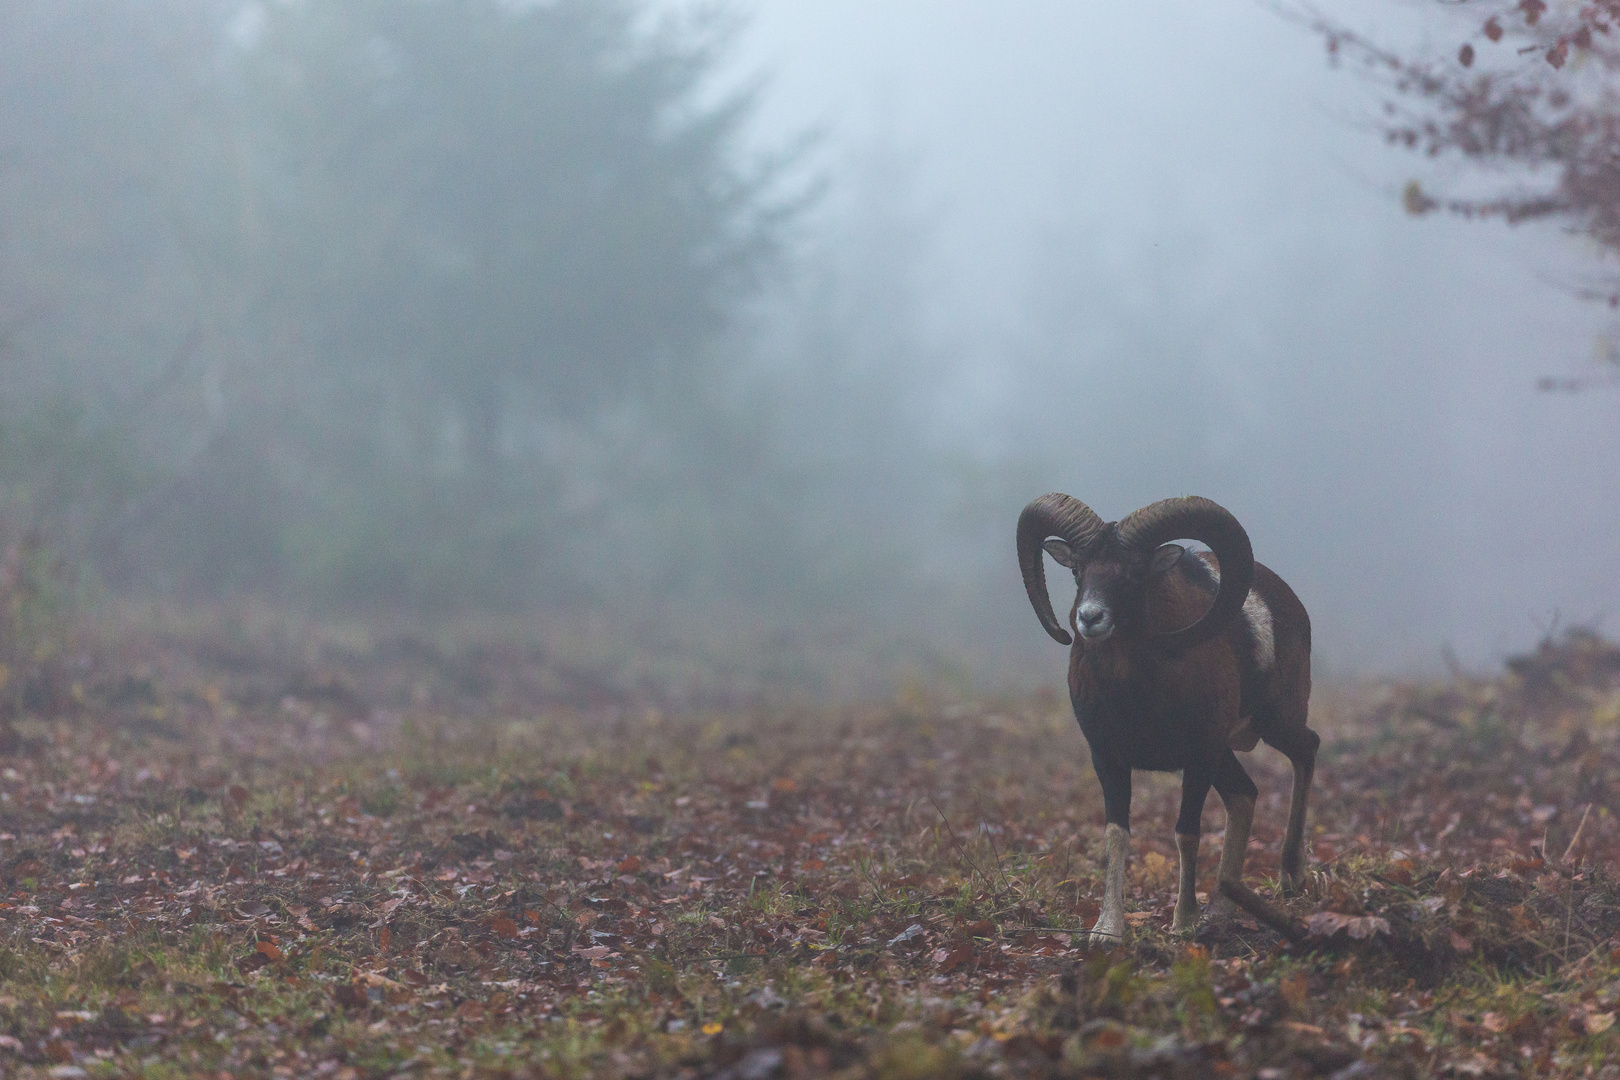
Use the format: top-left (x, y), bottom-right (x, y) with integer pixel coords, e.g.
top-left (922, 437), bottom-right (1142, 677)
top-left (0, 0), bottom-right (1615, 692)
top-left (723, 0), bottom-right (1620, 675)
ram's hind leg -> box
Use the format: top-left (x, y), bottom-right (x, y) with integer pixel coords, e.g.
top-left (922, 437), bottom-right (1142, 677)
top-left (1172, 762), bottom-right (1212, 934)
top-left (1268, 724), bottom-right (1320, 896)
top-left (1198, 748), bottom-right (1258, 937)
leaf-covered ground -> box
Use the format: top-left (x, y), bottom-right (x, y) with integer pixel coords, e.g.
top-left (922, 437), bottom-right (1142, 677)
top-left (4, 622), bottom-right (1620, 1078)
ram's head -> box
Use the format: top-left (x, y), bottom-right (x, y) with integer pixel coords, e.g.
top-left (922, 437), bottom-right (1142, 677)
top-left (1016, 493), bottom-right (1254, 650)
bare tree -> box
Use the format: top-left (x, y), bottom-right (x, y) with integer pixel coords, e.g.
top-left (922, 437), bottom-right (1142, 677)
top-left (1295, 1), bottom-right (1620, 389)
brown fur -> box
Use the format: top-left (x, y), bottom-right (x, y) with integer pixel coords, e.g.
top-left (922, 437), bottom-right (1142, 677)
top-left (1065, 554), bottom-right (1309, 764)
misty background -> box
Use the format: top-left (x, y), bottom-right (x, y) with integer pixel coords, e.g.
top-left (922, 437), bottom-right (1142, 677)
top-left (0, 0), bottom-right (1615, 693)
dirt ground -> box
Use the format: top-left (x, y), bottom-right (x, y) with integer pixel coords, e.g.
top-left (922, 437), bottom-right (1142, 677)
top-left (3, 614), bottom-right (1620, 1078)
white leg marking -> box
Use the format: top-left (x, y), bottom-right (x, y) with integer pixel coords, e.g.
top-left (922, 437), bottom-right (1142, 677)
top-left (1089, 823), bottom-right (1130, 946)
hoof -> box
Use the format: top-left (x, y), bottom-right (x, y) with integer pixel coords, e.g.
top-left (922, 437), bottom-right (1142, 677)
top-left (1193, 911), bottom-right (1236, 943)
top-left (1193, 891), bottom-right (1238, 942)
top-left (1279, 869), bottom-right (1305, 898)
top-left (1084, 916), bottom-right (1126, 949)
top-left (1170, 905), bottom-right (1201, 936)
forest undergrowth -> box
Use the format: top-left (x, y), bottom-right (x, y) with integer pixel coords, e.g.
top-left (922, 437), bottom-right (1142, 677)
top-left (3, 614), bottom-right (1620, 1078)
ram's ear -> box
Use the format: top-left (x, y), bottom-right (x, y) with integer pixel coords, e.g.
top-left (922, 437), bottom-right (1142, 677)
top-left (1042, 538), bottom-right (1077, 569)
top-left (1149, 543), bottom-right (1185, 576)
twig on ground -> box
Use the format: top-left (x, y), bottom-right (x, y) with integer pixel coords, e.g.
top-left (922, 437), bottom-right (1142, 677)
top-left (1561, 803), bottom-right (1592, 865)
top-left (928, 795), bottom-right (996, 893)
top-left (973, 803), bottom-right (1018, 896)
top-left (1218, 880), bottom-right (1308, 943)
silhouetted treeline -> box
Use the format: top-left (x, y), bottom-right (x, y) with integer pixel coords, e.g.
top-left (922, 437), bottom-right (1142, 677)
top-left (0, 0), bottom-right (959, 621)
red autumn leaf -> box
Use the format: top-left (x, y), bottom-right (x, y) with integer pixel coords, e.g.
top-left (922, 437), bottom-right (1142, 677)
top-left (931, 943), bottom-right (975, 973)
top-left (1306, 911), bottom-right (1391, 940)
top-left (378, 927), bottom-right (391, 951)
top-left (616, 855), bottom-right (641, 873)
top-left (491, 915), bottom-right (518, 939)
top-left (1311, 910), bottom-right (1357, 935)
top-left (1459, 43), bottom-right (1475, 67)
top-left (237, 950), bottom-right (271, 973)
top-left (1547, 39), bottom-right (1569, 68)
top-left (1278, 971), bottom-right (1310, 1012)
top-left (333, 983), bottom-right (368, 1010)
top-left (1519, 0), bottom-right (1546, 26)
top-left (1344, 916), bottom-right (1390, 940)
top-left (255, 940), bottom-right (283, 961)
top-left (1483, 17), bottom-right (1503, 42)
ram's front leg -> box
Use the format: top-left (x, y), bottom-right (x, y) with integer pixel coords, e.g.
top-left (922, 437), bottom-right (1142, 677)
top-left (1088, 755), bottom-right (1131, 947)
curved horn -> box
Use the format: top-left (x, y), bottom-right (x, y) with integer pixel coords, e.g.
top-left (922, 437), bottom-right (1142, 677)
top-left (1117, 496), bottom-right (1253, 652)
top-left (1016, 493), bottom-right (1105, 646)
